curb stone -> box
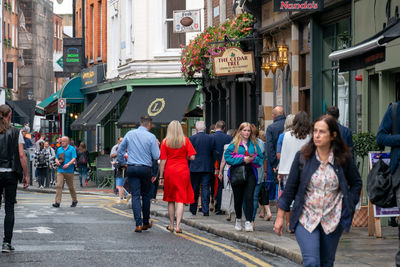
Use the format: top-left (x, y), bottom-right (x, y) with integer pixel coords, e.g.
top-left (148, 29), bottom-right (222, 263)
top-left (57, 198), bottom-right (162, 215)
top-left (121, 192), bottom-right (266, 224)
top-left (150, 209), bottom-right (302, 265)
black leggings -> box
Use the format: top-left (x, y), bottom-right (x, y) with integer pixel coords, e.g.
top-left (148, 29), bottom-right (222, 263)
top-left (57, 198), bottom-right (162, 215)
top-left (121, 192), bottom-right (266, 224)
top-left (0, 172), bottom-right (17, 244)
top-left (231, 164), bottom-right (256, 221)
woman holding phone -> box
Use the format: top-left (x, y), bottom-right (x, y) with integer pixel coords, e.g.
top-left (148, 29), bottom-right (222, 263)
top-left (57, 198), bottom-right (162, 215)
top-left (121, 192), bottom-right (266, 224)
top-left (224, 122), bottom-right (263, 232)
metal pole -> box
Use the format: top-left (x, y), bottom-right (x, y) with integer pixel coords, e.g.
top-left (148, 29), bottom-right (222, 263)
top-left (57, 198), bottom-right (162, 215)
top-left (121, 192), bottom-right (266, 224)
top-left (62, 113), bottom-right (65, 136)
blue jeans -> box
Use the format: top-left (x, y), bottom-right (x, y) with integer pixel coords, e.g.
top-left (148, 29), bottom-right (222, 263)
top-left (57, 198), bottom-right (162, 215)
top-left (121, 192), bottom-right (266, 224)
top-left (78, 165), bottom-right (88, 185)
top-left (190, 172), bottom-right (211, 214)
top-left (252, 182), bottom-right (263, 221)
top-left (295, 223), bottom-right (343, 267)
top-left (127, 165), bottom-right (152, 226)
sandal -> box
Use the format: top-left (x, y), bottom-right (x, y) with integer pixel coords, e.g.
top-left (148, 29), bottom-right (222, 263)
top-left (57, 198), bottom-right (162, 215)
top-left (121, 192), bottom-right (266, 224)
top-left (166, 226), bottom-right (174, 233)
top-left (265, 214), bottom-right (272, 221)
top-left (175, 228), bottom-right (183, 233)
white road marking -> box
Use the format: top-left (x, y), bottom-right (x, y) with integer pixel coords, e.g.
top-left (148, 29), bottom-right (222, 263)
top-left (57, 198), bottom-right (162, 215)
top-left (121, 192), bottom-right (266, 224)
top-left (14, 227), bottom-right (54, 234)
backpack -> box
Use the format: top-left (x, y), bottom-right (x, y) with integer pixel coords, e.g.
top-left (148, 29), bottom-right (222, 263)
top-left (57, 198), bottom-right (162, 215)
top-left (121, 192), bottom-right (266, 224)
top-left (37, 151), bottom-right (47, 167)
top-left (78, 152), bottom-right (87, 165)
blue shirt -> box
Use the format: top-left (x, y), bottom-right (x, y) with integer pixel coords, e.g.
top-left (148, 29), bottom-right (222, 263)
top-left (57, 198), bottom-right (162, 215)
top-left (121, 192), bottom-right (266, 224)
top-left (56, 145), bottom-right (77, 173)
top-left (276, 132), bottom-right (285, 154)
top-left (117, 126), bottom-right (160, 167)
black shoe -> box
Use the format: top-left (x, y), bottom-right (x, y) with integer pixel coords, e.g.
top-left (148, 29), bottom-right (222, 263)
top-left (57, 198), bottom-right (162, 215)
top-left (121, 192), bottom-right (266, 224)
top-left (191, 211), bottom-right (196, 216)
top-left (52, 203), bottom-right (60, 208)
top-left (203, 213), bottom-right (209, 216)
top-left (2, 243), bottom-right (15, 253)
top-left (215, 210), bottom-right (225, 215)
top-left (70, 201), bottom-right (78, 208)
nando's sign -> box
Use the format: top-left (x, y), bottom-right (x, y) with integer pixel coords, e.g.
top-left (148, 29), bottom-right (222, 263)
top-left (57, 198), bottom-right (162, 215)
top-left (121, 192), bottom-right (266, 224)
top-left (274, 0), bottom-right (323, 12)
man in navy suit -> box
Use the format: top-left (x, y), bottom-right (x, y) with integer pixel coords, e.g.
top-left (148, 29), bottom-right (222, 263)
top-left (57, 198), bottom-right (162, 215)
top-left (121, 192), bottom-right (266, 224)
top-left (326, 106), bottom-right (354, 152)
top-left (189, 121), bottom-right (216, 216)
top-left (212, 120), bottom-right (233, 214)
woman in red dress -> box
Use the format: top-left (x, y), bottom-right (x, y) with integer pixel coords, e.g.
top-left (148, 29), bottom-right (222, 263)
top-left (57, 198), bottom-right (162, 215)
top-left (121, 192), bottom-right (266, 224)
top-left (159, 120), bottom-right (196, 233)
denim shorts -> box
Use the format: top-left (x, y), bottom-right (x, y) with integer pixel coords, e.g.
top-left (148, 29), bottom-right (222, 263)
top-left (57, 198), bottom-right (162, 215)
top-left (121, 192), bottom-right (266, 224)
top-left (115, 177), bottom-right (127, 187)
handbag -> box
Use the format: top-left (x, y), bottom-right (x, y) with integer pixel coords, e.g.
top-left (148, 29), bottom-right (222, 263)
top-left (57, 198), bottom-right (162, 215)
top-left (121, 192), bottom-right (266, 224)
top-left (367, 102), bottom-right (400, 208)
top-left (221, 182), bottom-right (234, 213)
top-left (229, 164), bottom-right (246, 185)
top-left (367, 158), bottom-right (399, 208)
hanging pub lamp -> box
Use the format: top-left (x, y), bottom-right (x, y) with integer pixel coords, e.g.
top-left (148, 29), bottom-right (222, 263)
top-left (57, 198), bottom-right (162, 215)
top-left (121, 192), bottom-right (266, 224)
top-left (268, 47), bottom-right (279, 74)
top-left (261, 49), bottom-right (271, 76)
top-left (277, 44), bottom-right (289, 70)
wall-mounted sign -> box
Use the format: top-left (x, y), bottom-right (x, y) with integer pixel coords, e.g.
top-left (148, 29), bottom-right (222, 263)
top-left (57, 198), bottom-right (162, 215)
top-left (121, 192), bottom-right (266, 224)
top-left (81, 64), bottom-right (106, 89)
top-left (274, 0), bottom-right (323, 12)
top-left (63, 38), bottom-right (84, 73)
top-left (212, 47), bottom-right (255, 76)
top-left (173, 9), bottom-right (201, 33)
top-left (339, 47), bottom-right (386, 72)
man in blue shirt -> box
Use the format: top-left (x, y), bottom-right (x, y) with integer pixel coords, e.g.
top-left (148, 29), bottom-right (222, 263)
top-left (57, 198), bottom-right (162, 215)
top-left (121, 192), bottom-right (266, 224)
top-left (117, 115), bottom-right (160, 233)
top-left (326, 106), bottom-right (354, 153)
top-left (52, 136), bottom-right (78, 208)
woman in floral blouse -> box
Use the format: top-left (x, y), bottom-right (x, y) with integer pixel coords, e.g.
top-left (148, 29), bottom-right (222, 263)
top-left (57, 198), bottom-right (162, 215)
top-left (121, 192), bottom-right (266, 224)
top-left (274, 115), bottom-right (362, 267)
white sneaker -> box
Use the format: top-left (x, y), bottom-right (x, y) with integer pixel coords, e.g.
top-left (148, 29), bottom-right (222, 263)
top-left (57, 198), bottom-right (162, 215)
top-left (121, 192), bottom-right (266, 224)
top-left (245, 221), bottom-right (254, 232)
top-left (235, 219), bottom-right (242, 231)
top-left (40, 186), bottom-right (44, 189)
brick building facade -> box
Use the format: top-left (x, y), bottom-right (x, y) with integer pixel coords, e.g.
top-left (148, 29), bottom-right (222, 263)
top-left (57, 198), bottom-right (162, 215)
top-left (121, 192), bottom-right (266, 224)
top-left (74, 0), bottom-right (107, 66)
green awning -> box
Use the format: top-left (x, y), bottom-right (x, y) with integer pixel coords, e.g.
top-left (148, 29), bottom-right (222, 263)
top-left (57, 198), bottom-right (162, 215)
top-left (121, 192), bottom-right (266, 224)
top-left (35, 91), bottom-right (59, 115)
top-left (60, 76), bottom-right (83, 103)
top-left (35, 76), bottom-right (83, 115)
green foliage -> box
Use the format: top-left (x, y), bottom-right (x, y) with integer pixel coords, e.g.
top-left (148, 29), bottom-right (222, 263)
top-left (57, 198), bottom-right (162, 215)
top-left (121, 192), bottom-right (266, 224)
top-left (353, 132), bottom-right (380, 158)
top-left (180, 12), bottom-right (255, 83)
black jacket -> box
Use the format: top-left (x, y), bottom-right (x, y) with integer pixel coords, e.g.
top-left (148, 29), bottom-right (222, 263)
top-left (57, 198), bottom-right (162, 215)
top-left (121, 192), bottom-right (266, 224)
top-left (278, 152), bottom-right (362, 232)
top-left (0, 127), bottom-right (23, 181)
top-left (189, 132), bottom-right (215, 173)
top-left (265, 115), bottom-right (285, 169)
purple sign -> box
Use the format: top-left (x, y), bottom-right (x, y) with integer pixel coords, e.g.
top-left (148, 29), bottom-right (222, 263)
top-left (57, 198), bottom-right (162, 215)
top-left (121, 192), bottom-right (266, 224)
top-left (369, 152), bottom-right (400, 217)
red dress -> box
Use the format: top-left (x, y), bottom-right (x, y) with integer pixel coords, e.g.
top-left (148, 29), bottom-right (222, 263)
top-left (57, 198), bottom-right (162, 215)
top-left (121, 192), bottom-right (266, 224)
top-left (161, 137), bottom-right (196, 204)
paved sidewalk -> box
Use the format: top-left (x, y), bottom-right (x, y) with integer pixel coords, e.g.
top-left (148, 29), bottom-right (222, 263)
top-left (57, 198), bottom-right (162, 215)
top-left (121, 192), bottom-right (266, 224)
top-left (150, 200), bottom-right (398, 267)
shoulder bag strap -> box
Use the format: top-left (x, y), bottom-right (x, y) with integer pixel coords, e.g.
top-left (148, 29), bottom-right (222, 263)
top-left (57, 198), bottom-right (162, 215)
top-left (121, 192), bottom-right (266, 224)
top-left (392, 102), bottom-right (397, 134)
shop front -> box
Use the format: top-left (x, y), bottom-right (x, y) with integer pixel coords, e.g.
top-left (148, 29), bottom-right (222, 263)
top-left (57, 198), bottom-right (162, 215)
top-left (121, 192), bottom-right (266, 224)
top-left (35, 76), bottom-right (84, 142)
top-left (73, 77), bottom-right (202, 153)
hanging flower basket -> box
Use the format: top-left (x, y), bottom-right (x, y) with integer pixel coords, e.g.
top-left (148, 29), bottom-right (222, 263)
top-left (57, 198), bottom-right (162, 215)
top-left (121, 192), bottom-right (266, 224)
top-left (180, 12), bottom-right (255, 83)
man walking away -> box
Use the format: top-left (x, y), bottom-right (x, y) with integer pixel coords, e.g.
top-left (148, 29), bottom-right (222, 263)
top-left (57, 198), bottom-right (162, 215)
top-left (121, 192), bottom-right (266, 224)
top-left (189, 121), bottom-right (215, 216)
top-left (265, 106), bottom-right (286, 176)
top-left (326, 106), bottom-right (354, 151)
top-left (376, 101), bottom-right (400, 266)
top-left (212, 120), bottom-right (233, 214)
top-left (52, 136), bottom-right (78, 208)
top-left (117, 115), bottom-right (160, 233)
top-left (0, 104), bottom-right (29, 253)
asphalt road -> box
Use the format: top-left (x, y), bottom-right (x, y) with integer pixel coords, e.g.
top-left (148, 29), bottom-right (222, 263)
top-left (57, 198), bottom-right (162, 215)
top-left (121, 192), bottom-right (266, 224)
top-left (1, 191), bottom-right (298, 267)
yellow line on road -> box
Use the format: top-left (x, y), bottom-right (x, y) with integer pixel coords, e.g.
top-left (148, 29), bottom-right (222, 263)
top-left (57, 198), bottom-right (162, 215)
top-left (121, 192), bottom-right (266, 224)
top-left (154, 224), bottom-right (256, 267)
top-left (183, 231), bottom-right (272, 267)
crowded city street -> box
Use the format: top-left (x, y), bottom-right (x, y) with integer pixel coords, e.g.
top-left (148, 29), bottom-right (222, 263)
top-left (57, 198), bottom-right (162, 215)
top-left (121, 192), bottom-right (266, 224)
top-left (2, 0), bottom-right (400, 266)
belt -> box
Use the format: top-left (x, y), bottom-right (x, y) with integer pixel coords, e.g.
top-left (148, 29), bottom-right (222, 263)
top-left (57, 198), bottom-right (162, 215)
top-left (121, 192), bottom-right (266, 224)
top-left (128, 164), bottom-right (151, 168)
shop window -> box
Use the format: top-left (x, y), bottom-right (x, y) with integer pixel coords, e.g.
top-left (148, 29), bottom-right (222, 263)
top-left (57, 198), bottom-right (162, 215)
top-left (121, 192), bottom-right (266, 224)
top-left (165, 0), bottom-right (186, 49)
top-left (322, 19), bottom-right (351, 127)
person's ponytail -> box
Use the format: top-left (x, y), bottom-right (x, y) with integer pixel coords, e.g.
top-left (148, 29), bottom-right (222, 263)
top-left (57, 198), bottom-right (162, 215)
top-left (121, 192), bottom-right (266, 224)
top-left (0, 104), bottom-right (11, 134)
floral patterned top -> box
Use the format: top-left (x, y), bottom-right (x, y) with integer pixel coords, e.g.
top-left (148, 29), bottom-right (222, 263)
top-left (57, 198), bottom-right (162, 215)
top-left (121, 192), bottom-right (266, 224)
top-left (299, 151), bottom-right (343, 234)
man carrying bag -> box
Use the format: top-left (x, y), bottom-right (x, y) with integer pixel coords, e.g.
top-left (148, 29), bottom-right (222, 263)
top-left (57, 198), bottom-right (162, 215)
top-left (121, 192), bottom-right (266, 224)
top-left (377, 101), bottom-right (400, 266)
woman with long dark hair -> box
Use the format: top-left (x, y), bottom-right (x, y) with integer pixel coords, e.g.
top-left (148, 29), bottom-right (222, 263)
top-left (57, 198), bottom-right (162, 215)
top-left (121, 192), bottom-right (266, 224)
top-left (224, 122), bottom-right (263, 232)
top-left (274, 115), bottom-right (362, 266)
top-left (77, 142), bottom-right (89, 187)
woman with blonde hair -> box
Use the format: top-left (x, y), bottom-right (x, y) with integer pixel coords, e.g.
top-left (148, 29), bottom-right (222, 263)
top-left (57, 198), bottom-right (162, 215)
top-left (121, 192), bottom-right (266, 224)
top-left (159, 120), bottom-right (196, 233)
top-left (224, 122), bottom-right (263, 232)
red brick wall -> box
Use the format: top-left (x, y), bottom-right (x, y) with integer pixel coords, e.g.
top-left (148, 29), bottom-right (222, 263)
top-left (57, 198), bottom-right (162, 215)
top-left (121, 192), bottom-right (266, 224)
top-left (204, 0), bottom-right (237, 28)
top-left (53, 15), bottom-right (63, 52)
top-left (3, 0), bottom-right (19, 90)
top-left (75, 0), bottom-right (107, 66)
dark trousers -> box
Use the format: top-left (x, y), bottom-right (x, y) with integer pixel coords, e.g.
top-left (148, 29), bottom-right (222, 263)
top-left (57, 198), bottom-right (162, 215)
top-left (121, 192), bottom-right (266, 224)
top-left (216, 179), bottom-right (223, 211)
top-left (127, 165), bottom-right (152, 227)
top-left (0, 172), bottom-right (17, 244)
top-left (295, 223), bottom-right (343, 267)
top-left (231, 165), bottom-right (256, 221)
top-left (190, 172), bottom-right (211, 214)
top-left (37, 168), bottom-right (48, 187)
